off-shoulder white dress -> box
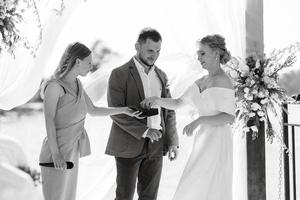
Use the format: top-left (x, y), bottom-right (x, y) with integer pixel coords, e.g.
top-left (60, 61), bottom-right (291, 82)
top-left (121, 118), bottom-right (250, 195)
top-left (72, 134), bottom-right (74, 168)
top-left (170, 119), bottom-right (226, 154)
top-left (172, 84), bottom-right (236, 200)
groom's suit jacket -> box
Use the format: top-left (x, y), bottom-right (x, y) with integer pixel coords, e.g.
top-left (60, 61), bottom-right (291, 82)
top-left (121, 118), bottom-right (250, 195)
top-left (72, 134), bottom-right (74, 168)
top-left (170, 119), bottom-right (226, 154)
top-left (105, 58), bottom-right (178, 158)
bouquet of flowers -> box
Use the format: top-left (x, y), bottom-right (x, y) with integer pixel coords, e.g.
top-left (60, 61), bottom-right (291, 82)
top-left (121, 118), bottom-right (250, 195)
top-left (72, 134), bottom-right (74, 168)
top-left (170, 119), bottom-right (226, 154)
top-left (225, 43), bottom-right (300, 142)
top-left (0, 0), bottom-right (42, 56)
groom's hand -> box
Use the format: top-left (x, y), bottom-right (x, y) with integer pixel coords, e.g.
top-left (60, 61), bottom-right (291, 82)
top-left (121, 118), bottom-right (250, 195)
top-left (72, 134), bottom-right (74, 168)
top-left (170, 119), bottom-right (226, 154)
top-left (146, 128), bottom-right (162, 143)
top-left (140, 96), bottom-right (159, 109)
top-left (168, 145), bottom-right (178, 161)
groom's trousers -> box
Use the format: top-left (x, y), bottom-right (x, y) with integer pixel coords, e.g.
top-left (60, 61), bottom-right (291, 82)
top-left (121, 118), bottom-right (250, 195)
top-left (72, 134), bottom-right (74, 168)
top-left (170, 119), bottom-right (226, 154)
top-left (114, 139), bottom-right (163, 200)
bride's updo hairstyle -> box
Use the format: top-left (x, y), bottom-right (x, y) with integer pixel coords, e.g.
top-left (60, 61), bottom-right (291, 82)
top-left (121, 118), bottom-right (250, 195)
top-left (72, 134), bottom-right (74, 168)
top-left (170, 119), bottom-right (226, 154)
top-left (199, 34), bottom-right (231, 65)
top-left (54, 42), bottom-right (91, 79)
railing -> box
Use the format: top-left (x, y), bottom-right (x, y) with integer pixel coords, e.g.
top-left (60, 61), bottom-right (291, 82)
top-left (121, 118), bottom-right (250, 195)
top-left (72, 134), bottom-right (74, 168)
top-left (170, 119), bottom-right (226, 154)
top-left (282, 103), bottom-right (299, 200)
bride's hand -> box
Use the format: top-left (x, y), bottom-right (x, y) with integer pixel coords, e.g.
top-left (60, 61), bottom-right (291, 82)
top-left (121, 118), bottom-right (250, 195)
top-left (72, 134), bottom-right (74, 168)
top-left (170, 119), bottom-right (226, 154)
top-left (140, 96), bottom-right (160, 109)
top-left (183, 121), bottom-right (199, 136)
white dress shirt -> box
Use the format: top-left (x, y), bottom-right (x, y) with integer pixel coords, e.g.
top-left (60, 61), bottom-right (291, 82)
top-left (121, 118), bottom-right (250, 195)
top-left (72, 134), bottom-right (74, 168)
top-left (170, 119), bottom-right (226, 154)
top-left (133, 57), bottom-right (162, 133)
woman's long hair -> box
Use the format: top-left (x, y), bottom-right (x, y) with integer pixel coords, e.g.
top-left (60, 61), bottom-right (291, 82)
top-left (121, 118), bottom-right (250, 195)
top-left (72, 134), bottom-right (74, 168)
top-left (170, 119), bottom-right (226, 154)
top-left (54, 42), bottom-right (91, 79)
top-left (40, 42), bottom-right (91, 99)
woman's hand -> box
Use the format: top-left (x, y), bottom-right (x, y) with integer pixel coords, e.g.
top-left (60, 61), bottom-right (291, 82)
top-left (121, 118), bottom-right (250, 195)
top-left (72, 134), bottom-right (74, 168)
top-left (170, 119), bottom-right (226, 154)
top-left (183, 120), bottom-right (200, 136)
top-left (140, 96), bottom-right (160, 109)
top-left (123, 107), bottom-right (144, 118)
top-left (52, 153), bottom-right (66, 170)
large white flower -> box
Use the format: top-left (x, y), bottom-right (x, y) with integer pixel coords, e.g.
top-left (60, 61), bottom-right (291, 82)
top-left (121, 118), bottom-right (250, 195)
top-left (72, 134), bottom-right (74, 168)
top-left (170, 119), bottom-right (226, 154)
top-left (228, 57), bottom-right (239, 69)
top-left (244, 87), bottom-right (250, 94)
top-left (245, 93), bottom-right (253, 101)
top-left (257, 110), bottom-right (265, 116)
top-left (263, 76), bottom-right (277, 88)
top-left (229, 70), bottom-right (239, 79)
top-left (249, 112), bottom-right (256, 117)
top-left (251, 103), bottom-right (261, 111)
top-left (259, 116), bottom-right (266, 121)
top-left (252, 89), bottom-right (258, 95)
top-left (241, 72), bottom-right (248, 77)
top-left (245, 78), bottom-right (252, 85)
top-left (264, 67), bottom-right (273, 76)
top-left (250, 80), bottom-right (256, 86)
top-left (239, 61), bottom-right (250, 73)
top-left (255, 59), bottom-right (260, 68)
top-left (260, 98), bottom-right (269, 104)
top-left (258, 90), bottom-right (267, 98)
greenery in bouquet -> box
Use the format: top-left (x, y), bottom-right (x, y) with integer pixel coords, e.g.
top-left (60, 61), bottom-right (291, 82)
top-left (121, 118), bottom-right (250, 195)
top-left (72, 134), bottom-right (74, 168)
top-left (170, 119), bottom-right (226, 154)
top-left (0, 0), bottom-right (41, 56)
top-left (225, 43), bottom-right (300, 144)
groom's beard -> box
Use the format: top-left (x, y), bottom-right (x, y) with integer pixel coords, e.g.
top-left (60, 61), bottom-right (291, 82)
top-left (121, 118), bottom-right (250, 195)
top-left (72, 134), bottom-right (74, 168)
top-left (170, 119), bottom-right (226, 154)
top-left (138, 55), bottom-right (154, 68)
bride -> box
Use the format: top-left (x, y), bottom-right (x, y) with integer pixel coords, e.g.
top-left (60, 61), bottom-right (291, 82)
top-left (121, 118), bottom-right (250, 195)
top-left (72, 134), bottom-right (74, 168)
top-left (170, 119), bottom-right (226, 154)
top-left (141, 34), bottom-right (235, 200)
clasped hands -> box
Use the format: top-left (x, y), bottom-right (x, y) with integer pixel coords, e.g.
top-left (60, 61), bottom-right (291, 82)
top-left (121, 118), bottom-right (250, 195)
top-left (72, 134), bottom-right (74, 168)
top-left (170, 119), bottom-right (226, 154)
top-left (141, 96), bottom-right (198, 137)
top-left (139, 97), bottom-right (162, 143)
top-left (140, 97), bottom-right (178, 161)
top-left (140, 96), bottom-right (160, 109)
top-left (144, 129), bottom-right (178, 161)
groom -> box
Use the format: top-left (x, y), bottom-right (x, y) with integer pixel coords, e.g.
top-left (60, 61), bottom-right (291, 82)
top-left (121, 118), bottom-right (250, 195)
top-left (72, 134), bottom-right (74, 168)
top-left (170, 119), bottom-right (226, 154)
top-left (106, 27), bottom-right (179, 200)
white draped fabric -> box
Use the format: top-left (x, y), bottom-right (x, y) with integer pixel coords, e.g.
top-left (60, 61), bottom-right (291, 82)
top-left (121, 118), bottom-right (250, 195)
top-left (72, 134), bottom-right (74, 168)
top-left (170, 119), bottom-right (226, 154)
top-left (0, 135), bottom-right (43, 200)
top-left (0, 0), bottom-right (248, 199)
top-left (75, 1), bottom-right (247, 200)
top-left (0, 0), bottom-right (83, 110)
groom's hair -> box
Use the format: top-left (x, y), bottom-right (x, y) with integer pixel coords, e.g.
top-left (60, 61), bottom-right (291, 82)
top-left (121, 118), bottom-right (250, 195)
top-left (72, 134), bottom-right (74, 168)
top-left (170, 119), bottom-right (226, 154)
top-left (137, 27), bottom-right (162, 44)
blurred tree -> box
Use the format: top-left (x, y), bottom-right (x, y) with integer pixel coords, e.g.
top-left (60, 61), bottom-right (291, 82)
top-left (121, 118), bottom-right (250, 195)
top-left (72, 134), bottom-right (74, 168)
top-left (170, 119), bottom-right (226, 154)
top-left (279, 69), bottom-right (300, 96)
top-left (90, 40), bottom-right (118, 72)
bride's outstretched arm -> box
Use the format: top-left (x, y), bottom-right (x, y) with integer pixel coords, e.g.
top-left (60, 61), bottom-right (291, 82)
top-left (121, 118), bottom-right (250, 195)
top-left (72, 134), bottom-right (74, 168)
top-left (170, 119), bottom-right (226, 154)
top-left (140, 96), bottom-right (185, 110)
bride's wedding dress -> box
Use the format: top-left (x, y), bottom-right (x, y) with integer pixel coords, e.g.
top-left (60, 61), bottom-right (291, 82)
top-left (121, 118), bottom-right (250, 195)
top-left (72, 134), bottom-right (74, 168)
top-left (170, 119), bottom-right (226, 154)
top-left (172, 84), bottom-right (235, 200)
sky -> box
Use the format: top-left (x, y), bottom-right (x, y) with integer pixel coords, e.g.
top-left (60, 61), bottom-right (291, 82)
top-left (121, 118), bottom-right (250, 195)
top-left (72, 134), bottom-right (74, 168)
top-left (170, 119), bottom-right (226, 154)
top-left (264, 0), bottom-right (300, 52)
